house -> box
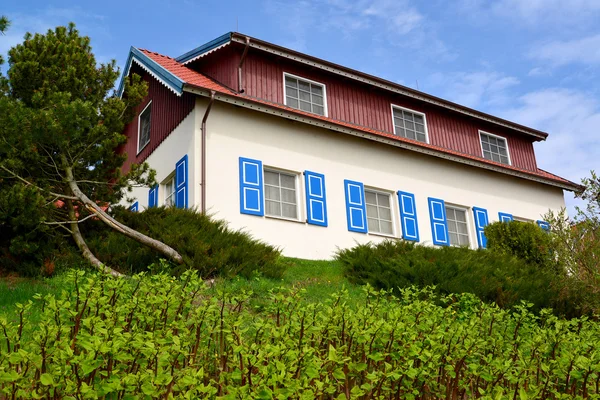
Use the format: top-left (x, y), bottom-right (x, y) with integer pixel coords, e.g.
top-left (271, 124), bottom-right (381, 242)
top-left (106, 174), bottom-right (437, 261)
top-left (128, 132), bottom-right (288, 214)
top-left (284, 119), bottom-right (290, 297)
top-left (117, 32), bottom-right (579, 259)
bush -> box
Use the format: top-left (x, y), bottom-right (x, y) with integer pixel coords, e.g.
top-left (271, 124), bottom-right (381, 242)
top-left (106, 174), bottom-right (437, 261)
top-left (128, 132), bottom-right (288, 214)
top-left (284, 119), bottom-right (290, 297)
top-left (1, 271), bottom-right (599, 398)
top-left (83, 206), bottom-right (283, 279)
top-left (336, 240), bottom-right (585, 317)
top-left (485, 220), bottom-right (557, 271)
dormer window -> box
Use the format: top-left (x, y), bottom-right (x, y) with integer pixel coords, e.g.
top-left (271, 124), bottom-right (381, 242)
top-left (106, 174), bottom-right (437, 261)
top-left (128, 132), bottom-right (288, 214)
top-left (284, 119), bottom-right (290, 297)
top-left (479, 131), bottom-right (511, 165)
top-left (138, 101), bottom-right (152, 153)
top-left (284, 73), bottom-right (327, 116)
top-left (391, 105), bottom-right (428, 143)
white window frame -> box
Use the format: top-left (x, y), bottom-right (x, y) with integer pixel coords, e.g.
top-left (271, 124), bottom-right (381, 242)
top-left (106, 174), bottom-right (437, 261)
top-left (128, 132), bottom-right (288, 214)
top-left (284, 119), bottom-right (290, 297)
top-left (137, 100), bottom-right (152, 154)
top-left (161, 173), bottom-right (175, 207)
top-left (263, 166), bottom-right (303, 223)
top-left (364, 187), bottom-right (396, 238)
top-left (444, 204), bottom-right (472, 248)
top-left (478, 130), bottom-right (512, 166)
top-left (514, 216), bottom-right (533, 223)
top-left (283, 72), bottom-right (328, 117)
top-left (390, 104), bottom-right (430, 144)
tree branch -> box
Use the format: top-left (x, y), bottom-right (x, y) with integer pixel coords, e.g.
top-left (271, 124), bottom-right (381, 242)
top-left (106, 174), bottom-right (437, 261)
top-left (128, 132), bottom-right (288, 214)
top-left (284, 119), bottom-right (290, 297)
top-left (0, 165), bottom-right (78, 200)
top-left (42, 214), bottom-right (96, 225)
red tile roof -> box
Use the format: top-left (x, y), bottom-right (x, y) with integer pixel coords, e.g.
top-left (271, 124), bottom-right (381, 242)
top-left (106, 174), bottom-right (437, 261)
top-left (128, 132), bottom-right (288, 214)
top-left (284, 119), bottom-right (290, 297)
top-left (138, 49), bottom-right (579, 190)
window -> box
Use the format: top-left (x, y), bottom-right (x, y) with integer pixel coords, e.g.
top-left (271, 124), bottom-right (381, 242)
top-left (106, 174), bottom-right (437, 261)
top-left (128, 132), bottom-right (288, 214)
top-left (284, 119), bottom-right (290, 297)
top-left (514, 217), bottom-right (532, 223)
top-left (163, 176), bottom-right (175, 207)
top-left (365, 189), bottom-right (394, 235)
top-left (138, 101), bottom-right (152, 153)
top-left (264, 169), bottom-right (299, 220)
top-left (392, 106), bottom-right (428, 143)
top-left (479, 131), bottom-right (510, 165)
top-left (445, 206), bottom-right (470, 247)
top-left (284, 73), bottom-right (326, 116)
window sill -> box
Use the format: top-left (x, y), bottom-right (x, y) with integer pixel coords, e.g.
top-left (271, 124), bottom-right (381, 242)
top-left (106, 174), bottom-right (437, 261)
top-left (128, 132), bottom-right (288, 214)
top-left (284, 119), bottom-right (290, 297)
top-left (367, 232), bottom-right (397, 239)
top-left (265, 214), bottom-right (305, 225)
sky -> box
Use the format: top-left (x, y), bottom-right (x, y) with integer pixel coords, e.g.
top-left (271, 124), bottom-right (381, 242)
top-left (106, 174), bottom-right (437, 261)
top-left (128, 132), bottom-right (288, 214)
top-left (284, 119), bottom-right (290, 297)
top-left (2, 0), bottom-right (599, 214)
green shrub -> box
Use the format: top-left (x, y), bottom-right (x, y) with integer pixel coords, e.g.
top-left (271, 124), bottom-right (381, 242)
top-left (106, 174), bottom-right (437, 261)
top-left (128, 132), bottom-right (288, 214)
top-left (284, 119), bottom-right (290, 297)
top-left (485, 220), bottom-right (557, 271)
top-left (1, 271), bottom-right (599, 398)
top-left (336, 240), bottom-right (583, 317)
top-left (83, 206), bottom-right (283, 279)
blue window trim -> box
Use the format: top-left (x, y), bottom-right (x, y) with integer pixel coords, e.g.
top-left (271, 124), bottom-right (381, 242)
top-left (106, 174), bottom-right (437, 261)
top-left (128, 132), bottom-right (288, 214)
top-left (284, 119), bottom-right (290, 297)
top-left (175, 155), bottom-right (188, 209)
top-left (148, 185), bottom-right (158, 208)
top-left (537, 220), bottom-right (551, 231)
top-left (428, 197), bottom-right (449, 246)
top-left (129, 202), bottom-right (139, 212)
top-left (397, 191), bottom-right (420, 242)
top-left (304, 171), bottom-right (328, 227)
top-left (239, 157), bottom-right (264, 216)
top-left (344, 180), bottom-right (367, 233)
top-left (472, 207), bottom-right (489, 249)
top-left (498, 212), bottom-right (513, 222)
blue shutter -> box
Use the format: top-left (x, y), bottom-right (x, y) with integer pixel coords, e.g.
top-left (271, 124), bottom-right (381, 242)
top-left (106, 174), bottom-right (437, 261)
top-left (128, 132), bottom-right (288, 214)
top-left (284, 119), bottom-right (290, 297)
top-left (428, 197), bottom-right (449, 246)
top-left (537, 220), bottom-right (550, 231)
top-left (397, 191), bottom-right (419, 242)
top-left (129, 202), bottom-right (139, 212)
top-left (473, 207), bottom-right (489, 248)
top-left (304, 171), bottom-right (328, 226)
top-left (175, 155), bottom-right (188, 209)
top-left (498, 212), bottom-right (513, 223)
top-left (344, 180), bottom-right (367, 233)
top-left (148, 185), bottom-right (158, 208)
top-left (239, 157), bottom-right (264, 216)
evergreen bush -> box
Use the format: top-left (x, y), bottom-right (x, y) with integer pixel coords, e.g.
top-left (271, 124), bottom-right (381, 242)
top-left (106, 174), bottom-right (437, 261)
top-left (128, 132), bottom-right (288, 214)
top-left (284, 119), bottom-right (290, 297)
top-left (336, 240), bottom-right (585, 317)
top-left (485, 220), bottom-right (557, 271)
top-left (84, 206), bottom-right (283, 279)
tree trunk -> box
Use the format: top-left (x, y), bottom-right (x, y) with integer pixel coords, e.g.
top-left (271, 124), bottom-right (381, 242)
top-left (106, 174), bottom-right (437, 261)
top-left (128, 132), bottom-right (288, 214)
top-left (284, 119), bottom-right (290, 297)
top-left (61, 159), bottom-right (184, 265)
top-left (66, 199), bottom-right (123, 277)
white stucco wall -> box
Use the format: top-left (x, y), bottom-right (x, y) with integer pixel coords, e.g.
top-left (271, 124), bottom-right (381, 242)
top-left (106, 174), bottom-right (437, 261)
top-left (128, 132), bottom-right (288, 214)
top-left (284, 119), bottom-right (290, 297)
top-left (200, 100), bottom-right (566, 260)
top-left (125, 107), bottom-right (199, 209)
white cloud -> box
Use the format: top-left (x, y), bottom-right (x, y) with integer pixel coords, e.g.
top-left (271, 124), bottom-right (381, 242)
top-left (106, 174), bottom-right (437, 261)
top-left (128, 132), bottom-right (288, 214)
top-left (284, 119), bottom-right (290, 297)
top-left (497, 89), bottom-right (600, 211)
top-left (264, 0), bottom-right (452, 60)
top-left (527, 67), bottom-right (551, 77)
top-left (529, 34), bottom-right (600, 67)
top-left (427, 71), bottom-right (519, 109)
top-left (459, 0), bottom-right (600, 26)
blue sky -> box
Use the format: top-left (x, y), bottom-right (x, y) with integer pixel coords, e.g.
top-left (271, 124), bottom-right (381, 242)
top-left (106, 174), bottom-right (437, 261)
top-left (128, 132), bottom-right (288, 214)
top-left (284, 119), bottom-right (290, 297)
top-left (2, 0), bottom-right (599, 213)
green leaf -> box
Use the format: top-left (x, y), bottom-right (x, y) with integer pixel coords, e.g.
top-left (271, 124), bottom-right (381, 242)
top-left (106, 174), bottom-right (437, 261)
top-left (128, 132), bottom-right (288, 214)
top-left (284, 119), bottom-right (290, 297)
top-left (40, 373), bottom-right (53, 386)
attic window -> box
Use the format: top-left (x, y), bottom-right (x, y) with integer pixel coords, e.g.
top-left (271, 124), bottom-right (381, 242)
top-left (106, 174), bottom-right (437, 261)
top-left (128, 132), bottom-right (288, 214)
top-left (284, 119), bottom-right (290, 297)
top-left (284, 73), bottom-right (327, 116)
top-left (391, 105), bottom-right (428, 143)
top-left (138, 101), bottom-right (152, 154)
top-left (479, 131), bottom-right (510, 165)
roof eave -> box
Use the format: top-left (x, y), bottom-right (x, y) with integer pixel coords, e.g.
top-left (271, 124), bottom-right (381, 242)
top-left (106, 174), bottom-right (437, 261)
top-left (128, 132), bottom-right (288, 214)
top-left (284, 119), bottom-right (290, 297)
top-left (117, 47), bottom-right (185, 98)
top-left (176, 32), bottom-right (232, 64)
top-left (183, 84), bottom-right (577, 192)
top-left (227, 33), bottom-right (548, 141)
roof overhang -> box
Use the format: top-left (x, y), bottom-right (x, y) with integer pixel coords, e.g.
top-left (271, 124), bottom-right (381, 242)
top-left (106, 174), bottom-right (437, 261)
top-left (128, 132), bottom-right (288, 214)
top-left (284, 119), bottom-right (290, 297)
top-left (117, 47), bottom-right (185, 98)
top-left (176, 32), bottom-right (232, 64)
top-left (183, 84), bottom-right (580, 192)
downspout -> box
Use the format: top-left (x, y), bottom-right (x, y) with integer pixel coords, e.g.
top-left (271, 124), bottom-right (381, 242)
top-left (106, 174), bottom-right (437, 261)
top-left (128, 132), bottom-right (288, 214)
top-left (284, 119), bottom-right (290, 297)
top-left (238, 36), bottom-right (250, 93)
top-left (201, 90), bottom-right (216, 213)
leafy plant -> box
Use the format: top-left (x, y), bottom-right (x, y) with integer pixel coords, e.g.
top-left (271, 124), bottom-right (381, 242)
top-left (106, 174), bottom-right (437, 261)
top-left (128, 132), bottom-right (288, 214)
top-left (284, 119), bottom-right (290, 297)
top-left (1, 271), bottom-right (600, 398)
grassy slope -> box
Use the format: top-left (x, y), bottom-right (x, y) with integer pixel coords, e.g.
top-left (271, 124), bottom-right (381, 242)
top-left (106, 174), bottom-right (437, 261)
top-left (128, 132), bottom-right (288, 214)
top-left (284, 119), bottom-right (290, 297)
top-left (211, 257), bottom-right (363, 306)
top-left (0, 257), bottom-right (354, 318)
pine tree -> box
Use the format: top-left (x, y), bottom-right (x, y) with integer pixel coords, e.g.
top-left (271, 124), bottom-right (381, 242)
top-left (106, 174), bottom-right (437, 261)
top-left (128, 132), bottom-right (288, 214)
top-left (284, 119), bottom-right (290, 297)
top-left (0, 23), bottom-right (183, 275)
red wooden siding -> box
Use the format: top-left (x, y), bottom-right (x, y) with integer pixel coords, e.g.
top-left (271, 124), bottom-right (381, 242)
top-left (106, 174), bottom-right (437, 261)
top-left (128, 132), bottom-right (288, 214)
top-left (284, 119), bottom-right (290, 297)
top-left (193, 44), bottom-right (538, 172)
top-left (120, 64), bottom-right (196, 173)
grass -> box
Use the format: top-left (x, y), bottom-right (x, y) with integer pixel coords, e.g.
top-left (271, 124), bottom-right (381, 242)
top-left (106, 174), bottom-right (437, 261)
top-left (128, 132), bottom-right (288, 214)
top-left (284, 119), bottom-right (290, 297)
top-left (0, 257), bottom-right (358, 320)
top-left (211, 257), bottom-right (364, 307)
